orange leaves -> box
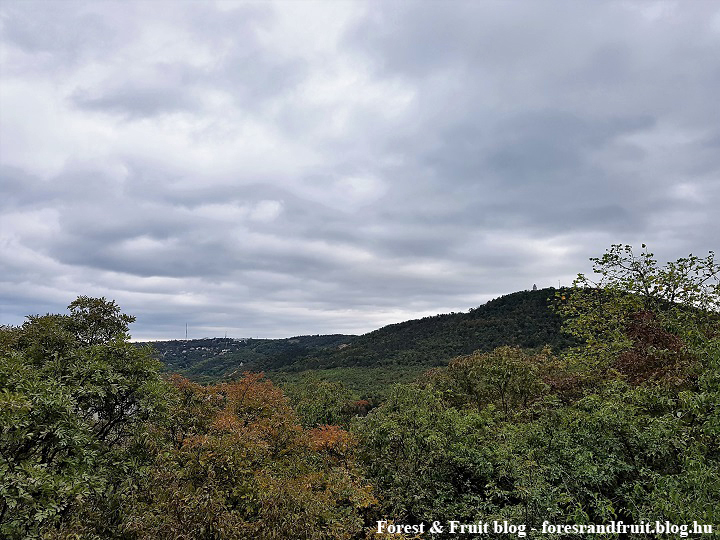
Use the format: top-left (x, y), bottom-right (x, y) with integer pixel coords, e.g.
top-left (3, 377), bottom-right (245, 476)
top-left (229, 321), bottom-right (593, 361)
top-left (167, 373), bottom-right (201, 393)
top-left (308, 424), bottom-right (355, 457)
top-left (221, 372), bottom-right (282, 409)
top-left (136, 371), bottom-right (375, 538)
top-left (220, 373), bottom-right (296, 423)
top-left (344, 399), bottom-right (372, 417)
top-left (211, 409), bottom-right (241, 433)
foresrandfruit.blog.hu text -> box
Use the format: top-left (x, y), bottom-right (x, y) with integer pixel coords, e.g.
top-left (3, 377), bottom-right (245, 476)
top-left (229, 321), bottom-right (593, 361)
top-left (375, 520), bottom-right (714, 537)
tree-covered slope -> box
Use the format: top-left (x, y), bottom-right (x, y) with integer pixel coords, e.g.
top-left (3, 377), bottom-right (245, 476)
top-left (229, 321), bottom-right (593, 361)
top-left (146, 334), bottom-right (355, 382)
top-left (305, 288), bottom-right (575, 370)
top-left (148, 288), bottom-right (575, 381)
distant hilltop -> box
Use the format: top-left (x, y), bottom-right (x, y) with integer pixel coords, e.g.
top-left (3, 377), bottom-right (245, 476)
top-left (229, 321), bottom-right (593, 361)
top-left (143, 288), bottom-right (575, 383)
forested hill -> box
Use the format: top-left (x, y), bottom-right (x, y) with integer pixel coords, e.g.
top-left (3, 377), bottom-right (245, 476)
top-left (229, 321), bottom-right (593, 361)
top-left (144, 334), bottom-right (355, 382)
top-left (146, 288), bottom-right (574, 381)
top-left (304, 287), bottom-right (575, 370)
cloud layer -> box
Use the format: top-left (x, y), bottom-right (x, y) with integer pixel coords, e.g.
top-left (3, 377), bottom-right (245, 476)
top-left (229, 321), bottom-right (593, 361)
top-left (2, 0), bottom-right (718, 339)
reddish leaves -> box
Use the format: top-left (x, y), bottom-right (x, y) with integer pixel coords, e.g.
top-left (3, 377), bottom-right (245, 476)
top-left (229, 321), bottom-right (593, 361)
top-left (614, 311), bottom-right (694, 385)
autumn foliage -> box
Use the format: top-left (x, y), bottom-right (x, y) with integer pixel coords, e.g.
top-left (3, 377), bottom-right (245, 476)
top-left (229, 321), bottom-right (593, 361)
top-left (124, 373), bottom-right (375, 540)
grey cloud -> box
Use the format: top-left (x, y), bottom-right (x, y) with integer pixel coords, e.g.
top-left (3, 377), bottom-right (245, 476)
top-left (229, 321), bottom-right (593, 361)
top-left (0, 165), bottom-right (44, 208)
top-left (70, 51), bottom-right (307, 119)
top-left (346, 1), bottom-right (618, 79)
top-left (71, 74), bottom-right (201, 118)
top-left (61, 2), bottom-right (306, 120)
top-left (1, 1), bottom-right (119, 57)
top-left (217, 49), bottom-right (308, 107)
top-left (340, 1), bottom-right (718, 243)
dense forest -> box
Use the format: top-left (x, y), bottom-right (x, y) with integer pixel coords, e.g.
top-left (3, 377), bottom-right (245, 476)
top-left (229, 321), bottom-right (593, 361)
top-left (146, 288), bottom-right (577, 397)
top-left (2, 245), bottom-right (719, 539)
top-left (148, 334), bottom-right (356, 383)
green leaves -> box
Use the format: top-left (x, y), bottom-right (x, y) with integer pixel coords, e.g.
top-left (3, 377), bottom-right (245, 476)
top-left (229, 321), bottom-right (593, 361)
top-left (284, 375), bottom-right (355, 428)
top-left (353, 384), bottom-right (495, 524)
top-left (583, 245), bottom-right (719, 321)
top-left (2, 269), bottom-right (718, 538)
top-left (558, 244), bottom-right (719, 378)
top-left (0, 351), bottom-right (102, 538)
top-left (0, 297), bottom-right (162, 538)
top-left (67, 296), bottom-right (136, 346)
top-left (439, 346), bottom-right (550, 417)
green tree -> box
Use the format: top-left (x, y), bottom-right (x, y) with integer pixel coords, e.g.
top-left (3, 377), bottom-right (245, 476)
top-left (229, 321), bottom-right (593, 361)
top-left (353, 384), bottom-right (495, 526)
top-left (558, 244), bottom-right (719, 375)
top-left (434, 346), bottom-right (549, 418)
top-left (0, 298), bottom-right (164, 538)
top-left (284, 374), bottom-right (355, 428)
top-left (67, 295), bottom-right (136, 346)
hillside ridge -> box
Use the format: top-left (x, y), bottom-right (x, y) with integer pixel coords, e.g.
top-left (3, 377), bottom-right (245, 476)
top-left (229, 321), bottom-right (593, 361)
top-left (145, 287), bottom-right (574, 382)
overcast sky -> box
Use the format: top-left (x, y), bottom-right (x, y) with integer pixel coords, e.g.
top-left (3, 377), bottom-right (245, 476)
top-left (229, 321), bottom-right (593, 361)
top-left (1, 0), bottom-right (718, 340)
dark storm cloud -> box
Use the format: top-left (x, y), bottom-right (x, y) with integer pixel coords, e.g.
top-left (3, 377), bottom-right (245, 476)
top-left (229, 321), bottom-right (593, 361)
top-left (1, 0), bottom-right (718, 339)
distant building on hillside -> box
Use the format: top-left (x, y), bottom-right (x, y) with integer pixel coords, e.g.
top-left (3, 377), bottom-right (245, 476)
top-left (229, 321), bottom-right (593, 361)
top-left (532, 284), bottom-right (538, 291)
